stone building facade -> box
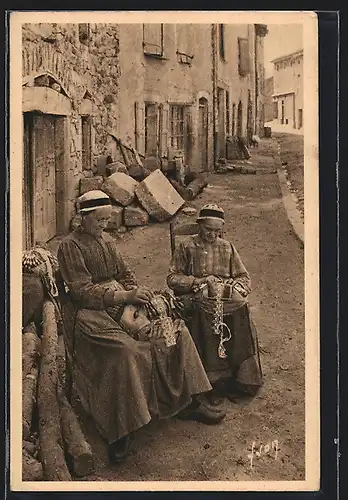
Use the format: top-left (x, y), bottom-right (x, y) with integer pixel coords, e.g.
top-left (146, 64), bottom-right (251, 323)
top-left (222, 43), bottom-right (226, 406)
top-left (271, 49), bottom-right (303, 131)
top-left (264, 76), bottom-right (274, 123)
top-left (22, 23), bottom-right (121, 249)
top-left (22, 22), bottom-right (268, 249)
top-left (117, 23), bottom-right (268, 172)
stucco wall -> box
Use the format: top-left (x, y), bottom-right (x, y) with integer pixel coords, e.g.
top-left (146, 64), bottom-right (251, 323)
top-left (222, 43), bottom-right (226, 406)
top-left (117, 23), bottom-right (264, 171)
top-left (272, 52), bottom-right (303, 130)
top-left (118, 23), bottom-right (214, 171)
top-left (217, 23), bottom-right (251, 137)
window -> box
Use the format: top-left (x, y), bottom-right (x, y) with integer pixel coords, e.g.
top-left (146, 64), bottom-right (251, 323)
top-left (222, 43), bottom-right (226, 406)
top-left (238, 37), bottom-right (250, 76)
top-left (219, 24), bottom-right (225, 60)
top-left (298, 109), bottom-right (303, 128)
top-left (143, 24), bottom-right (164, 57)
top-left (145, 103), bottom-right (159, 156)
top-left (81, 116), bottom-right (92, 170)
top-left (169, 105), bottom-right (185, 150)
top-left (79, 24), bottom-right (90, 45)
top-left (225, 90), bottom-right (230, 134)
top-left (176, 24), bottom-right (194, 64)
top-left (273, 101), bottom-right (278, 119)
top-left (232, 104), bottom-right (236, 136)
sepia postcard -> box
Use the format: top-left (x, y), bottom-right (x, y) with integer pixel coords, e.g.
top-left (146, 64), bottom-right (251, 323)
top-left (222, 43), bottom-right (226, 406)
top-left (9, 10), bottom-right (319, 492)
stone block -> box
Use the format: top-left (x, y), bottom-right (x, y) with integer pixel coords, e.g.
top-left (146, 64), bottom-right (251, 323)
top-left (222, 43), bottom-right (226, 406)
top-left (107, 206), bottom-right (124, 230)
top-left (95, 155), bottom-right (113, 177)
top-left (101, 172), bottom-right (138, 206)
top-left (105, 161), bottom-right (128, 177)
top-left (83, 170), bottom-right (95, 179)
top-left (128, 164), bottom-right (148, 181)
top-left (143, 156), bottom-right (161, 172)
top-left (135, 169), bottom-right (185, 221)
top-left (124, 205), bottom-right (149, 227)
top-left (79, 176), bottom-right (104, 195)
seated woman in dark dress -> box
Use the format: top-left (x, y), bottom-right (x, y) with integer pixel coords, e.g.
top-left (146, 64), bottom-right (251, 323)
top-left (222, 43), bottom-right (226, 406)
top-left (57, 191), bottom-right (226, 464)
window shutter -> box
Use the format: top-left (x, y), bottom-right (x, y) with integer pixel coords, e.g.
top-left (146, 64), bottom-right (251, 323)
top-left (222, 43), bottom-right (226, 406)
top-left (145, 103), bottom-right (159, 156)
top-left (177, 24), bottom-right (192, 55)
top-left (238, 37), bottom-right (250, 76)
top-left (134, 102), bottom-right (140, 152)
top-left (219, 24), bottom-right (225, 60)
top-left (184, 106), bottom-right (194, 165)
top-left (159, 104), bottom-right (169, 158)
top-left (143, 24), bottom-right (163, 56)
top-left (136, 102), bottom-right (145, 156)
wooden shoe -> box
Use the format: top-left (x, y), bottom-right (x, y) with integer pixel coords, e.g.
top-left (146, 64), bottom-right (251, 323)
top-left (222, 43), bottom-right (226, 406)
top-left (108, 435), bottom-right (131, 464)
top-left (177, 403), bottom-right (226, 425)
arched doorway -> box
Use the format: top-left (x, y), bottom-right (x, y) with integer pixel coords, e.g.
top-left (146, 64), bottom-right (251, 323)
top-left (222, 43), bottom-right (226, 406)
top-left (198, 97), bottom-right (209, 170)
top-left (237, 100), bottom-right (243, 137)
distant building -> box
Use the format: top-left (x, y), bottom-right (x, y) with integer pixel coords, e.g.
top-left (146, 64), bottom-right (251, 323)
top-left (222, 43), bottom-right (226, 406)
top-left (264, 76), bottom-right (274, 123)
top-left (271, 49), bottom-right (303, 130)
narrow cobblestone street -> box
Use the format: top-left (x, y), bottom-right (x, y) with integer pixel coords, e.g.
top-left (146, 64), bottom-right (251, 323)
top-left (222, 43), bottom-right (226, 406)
top-left (76, 137), bottom-right (305, 482)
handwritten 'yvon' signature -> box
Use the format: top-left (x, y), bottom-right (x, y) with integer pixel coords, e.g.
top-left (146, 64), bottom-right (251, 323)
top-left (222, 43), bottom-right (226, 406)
top-left (247, 440), bottom-right (280, 469)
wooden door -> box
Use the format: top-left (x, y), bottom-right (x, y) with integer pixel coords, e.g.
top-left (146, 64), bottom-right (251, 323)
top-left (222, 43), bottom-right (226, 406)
top-left (145, 103), bottom-right (159, 156)
top-left (32, 115), bottom-right (57, 245)
top-left (198, 98), bottom-right (208, 170)
top-left (237, 101), bottom-right (243, 137)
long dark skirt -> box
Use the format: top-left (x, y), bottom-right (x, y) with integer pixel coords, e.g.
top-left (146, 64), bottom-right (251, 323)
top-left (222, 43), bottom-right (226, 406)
top-left (186, 303), bottom-right (263, 395)
top-left (60, 296), bottom-right (212, 444)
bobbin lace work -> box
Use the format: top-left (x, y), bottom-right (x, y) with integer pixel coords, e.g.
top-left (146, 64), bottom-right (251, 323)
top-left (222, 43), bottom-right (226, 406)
top-left (211, 280), bottom-right (232, 359)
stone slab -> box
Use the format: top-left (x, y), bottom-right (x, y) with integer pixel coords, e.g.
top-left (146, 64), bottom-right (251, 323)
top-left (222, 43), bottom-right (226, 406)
top-left (135, 169), bottom-right (185, 221)
top-left (101, 172), bottom-right (138, 206)
top-left (79, 176), bottom-right (104, 195)
top-left (105, 161), bottom-right (128, 177)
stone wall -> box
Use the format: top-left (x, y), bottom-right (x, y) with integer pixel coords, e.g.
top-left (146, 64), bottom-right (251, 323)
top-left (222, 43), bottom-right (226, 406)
top-left (22, 23), bottom-right (121, 237)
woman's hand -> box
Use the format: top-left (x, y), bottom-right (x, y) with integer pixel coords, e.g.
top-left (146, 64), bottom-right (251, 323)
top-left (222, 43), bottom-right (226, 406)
top-left (150, 320), bottom-right (163, 340)
top-left (205, 275), bottom-right (221, 286)
top-left (126, 286), bottom-right (153, 305)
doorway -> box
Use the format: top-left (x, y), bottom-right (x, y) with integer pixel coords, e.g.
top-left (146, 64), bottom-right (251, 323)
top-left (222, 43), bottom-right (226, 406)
top-left (198, 97), bottom-right (208, 170)
top-left (217, 87), bottom-right (225, 158)
top-left (23, 113), bottom-right (65, 248)
top-left (237, 100), bottom-right (243, 137)
top-left (298, 109), bottom-right (303, 129)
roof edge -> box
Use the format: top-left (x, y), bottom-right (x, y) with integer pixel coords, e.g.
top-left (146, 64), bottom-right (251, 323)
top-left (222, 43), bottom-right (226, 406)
top-left (271, 49), bottom-right (303, 64)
